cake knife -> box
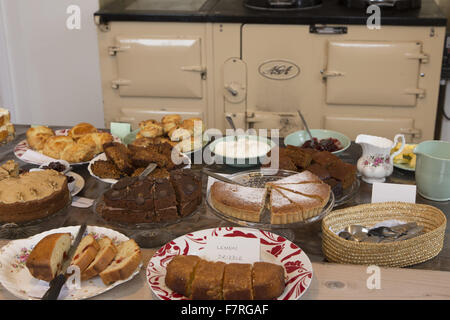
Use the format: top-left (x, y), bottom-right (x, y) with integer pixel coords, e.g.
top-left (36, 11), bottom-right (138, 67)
top-left (138, 162), bottom-right (157, 180)
top-left (41, 223), bottom-right (87, 300)
top-left (202, 168), bottom-right (245, 186)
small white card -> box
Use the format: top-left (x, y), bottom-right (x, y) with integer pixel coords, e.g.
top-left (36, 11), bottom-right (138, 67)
top-left (371, 182), bottom-right (416, 204)
top-left (202, 237), bottom-right (260, 264)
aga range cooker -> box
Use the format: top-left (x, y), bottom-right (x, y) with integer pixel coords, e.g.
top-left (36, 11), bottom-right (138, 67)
top-left (95, 0), bottom-right (446, 141)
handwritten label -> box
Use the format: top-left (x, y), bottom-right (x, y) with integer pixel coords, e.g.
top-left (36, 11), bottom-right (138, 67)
top-left (202, 237), bottom-right (260, 264)
top-left (371, 183), bottom-right (416, 204)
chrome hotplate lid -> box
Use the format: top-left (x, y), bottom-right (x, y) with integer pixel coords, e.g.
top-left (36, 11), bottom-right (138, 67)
top-left (244, 0), bottom-right (322, 11)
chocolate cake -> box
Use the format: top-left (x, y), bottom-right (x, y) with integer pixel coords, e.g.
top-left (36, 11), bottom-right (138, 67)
top-left (170, 169), bottom-right (202, 217)
top-left (153, 178), bottom-right (178, 222)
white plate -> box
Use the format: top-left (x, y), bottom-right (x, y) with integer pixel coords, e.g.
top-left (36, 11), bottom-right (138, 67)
top-left (0, 225), bottom-right (142, 300)
top-left (14, 129), bottom-right (121, 166)
top-left (66, 171), bottom-right (85, 197)
top-left (147, 227), bottom-right (313, 300)
top-left (88, 152), bottom-right (192, 184)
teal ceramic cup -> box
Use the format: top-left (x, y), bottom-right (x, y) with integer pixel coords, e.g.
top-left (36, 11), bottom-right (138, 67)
top-left (414, 140), bottom-right (450, 201)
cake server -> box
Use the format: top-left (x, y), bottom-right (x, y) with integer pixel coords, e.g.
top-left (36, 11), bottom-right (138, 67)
top-left (202, 168), bottom-right (246, 186)
top-left (41, 223), bottom-right (87, 300)
top-left (138, 162), bottom-right (157, 180)
top-left (297, 110), bottom-right (316, 148)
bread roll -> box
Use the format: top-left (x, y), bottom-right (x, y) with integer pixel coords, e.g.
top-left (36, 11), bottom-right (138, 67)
top-left (26, 233), bottom-right (72, 282)
top-left (42, 135), bottom-right (75, 159)
top-left (60, 142), bottom-right (96, 163)
top-left (68, 123), bottom-right (98, 140)
top-left (77, 132), bottom-right (113, 154)
top-left (26, 126), bottom-right (55, 151)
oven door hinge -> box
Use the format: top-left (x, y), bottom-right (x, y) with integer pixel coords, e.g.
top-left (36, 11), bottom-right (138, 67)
top-left (399, 127), bottom-right (422, 140)
top-left (108, 46), bottom-right (129, 56)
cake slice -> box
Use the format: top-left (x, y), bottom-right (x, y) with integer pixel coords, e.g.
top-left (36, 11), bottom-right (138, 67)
top-left (267, 170), bottom-right (321, 188)
top-left (210, 181), bottom-right (266, 222)
top-left (252, 262), bottom-right (285, 300)
top-left (165, 255), bottom-right (201, 298)
top-left (81, 237), bottom-right (117, 281)
top-left (275, 187), bottom-right (326, 221)
top-left (269, 188), bottom-right (304, 224)
top-left (70, 235), bottom-right (100, 274)
top-left (26, 233), bottom-right (72, 282)
top-left (99, 239), bottom-right (142, 285)
top-left (223, 263), bottom-right (253, 300)
top-left (274, 183), bottom-right (331, 205)
top-left (190, 260), bottom-right (226, 300)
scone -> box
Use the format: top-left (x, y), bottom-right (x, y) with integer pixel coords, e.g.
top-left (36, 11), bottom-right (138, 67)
top-left (169, 126), bottom-right (192, 142)
top-left (42, 135), bottom-right (75, 159)
top-left (99, 239), bottom-right (142, 285)
top-left (26, 233), bottom-right (72, 282)
top-left (140, 123), bottom-right (164, 138)
top-left (82, 236), bottom-right (117, 281)
top-left (77, 132), bottom-right (114, 154)
top-left (68, 123), bottom-right (98, 140)
top-left (60, 142), bottom-right (96, 163)
top-left (182, 118), bottom-right (204, 135)
top-left (70, 235), bottom-right (100, 274)
top-left (26, 126), bottom-right (55, 151)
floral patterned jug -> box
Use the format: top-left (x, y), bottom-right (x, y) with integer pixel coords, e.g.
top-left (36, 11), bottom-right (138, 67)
top-left (355, 134), bottom-right (406, 184)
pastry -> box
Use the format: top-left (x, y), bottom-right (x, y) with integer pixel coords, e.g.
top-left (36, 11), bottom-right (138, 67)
top-left (25, 233), bottom-right (72, 282)
top-left (223, 263), bottom-right (253, 300)
top-left (68, 122), bottom-right (98, 140)
top-left (82, 237), bottom-right (117, 281)
top-left (252, 262), bottom-right (285, 300)
top-left (26, 126), bottom-right (55, 151)
top-left (60, 142), bottom-right (96, 163)
top-left (0, 160), bottom-right (19, 181)
top-left (103, 142), bottom-right (134, 176)
top-left (0, 170), bottom-right (69, 223)
top-left (190, 259), bottom-right (226, 300)
top-left (99, 239), bottom-right (142, 285)
top-left (273, 187), bottom-right (326, 222)
top-left (42, 135), bottom-right (75, 159)
top-left (0, 109), bottom-right (15, 144)
top-left (77, 132), bottom-right (113, 154)
top-left (269, 188), bottom-right (304, 224)
top-left (71, 235), bottom-right (100, 274)
top-left (274, 183), bottom-right (330, 204)
top-left (165, 255), bottom-right (201, 298)
top-left (267, 171), bottom-right (321, 187)
top-left (91, 160), bottom-right (123, 179)
top-left (210, 182), bottom-right (266, 222)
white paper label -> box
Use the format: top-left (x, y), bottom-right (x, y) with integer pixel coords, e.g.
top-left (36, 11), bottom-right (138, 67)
top-left (202, 237), bottom-right (260, 264)
top-left (371, 183), bottom-right (416, 204)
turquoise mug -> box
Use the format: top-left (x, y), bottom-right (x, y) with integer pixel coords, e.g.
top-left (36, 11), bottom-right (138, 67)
top-left (414, 140), bottom-right (450, 201)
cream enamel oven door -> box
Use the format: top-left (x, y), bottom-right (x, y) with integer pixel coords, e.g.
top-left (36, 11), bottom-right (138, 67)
top-left (112, 37), bottom-right (203, 98)
top-left (324, 41), bottom-right (426, 106)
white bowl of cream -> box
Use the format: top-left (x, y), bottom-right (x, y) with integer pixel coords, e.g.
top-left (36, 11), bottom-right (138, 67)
top-left (209, 135), bottom-right (275, 167)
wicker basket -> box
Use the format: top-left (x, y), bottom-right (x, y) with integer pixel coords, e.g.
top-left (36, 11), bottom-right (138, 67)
top-left (322, 202), bottom-right (447, 267)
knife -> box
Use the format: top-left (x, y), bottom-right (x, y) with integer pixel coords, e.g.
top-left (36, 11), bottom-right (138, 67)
top-left (202, 168), bottom-right (245, 186)
top-left (297, 110), bottom-right (316, 148)
top-left (138, 162), bottom-right (157, 180)
top-left (41, 223), bottom-right (87, 300)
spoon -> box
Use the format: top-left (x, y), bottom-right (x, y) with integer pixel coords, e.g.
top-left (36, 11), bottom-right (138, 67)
top-left (225, 115), bottom-right (238, 141)
top-left (202, 168), bottom-right (245, 186)
top-left (297, 110), bottom-right (315, 148)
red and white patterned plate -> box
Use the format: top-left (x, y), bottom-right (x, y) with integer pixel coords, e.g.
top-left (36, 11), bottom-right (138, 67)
top-left (146, 227), bottom-right (313, 300)
top-left (14, 129), bottom-right (121, 165)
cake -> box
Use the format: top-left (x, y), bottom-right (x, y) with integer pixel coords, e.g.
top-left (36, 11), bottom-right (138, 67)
top-left (0, 170), bottom-right (70, 223)
top-left (283, 145), bottom-right (313, 168)
top-left (311, 151), bottom-right (340, 168)
top-left (91, 160), bottom-right (123, 179)
top-left (327, 161), bottom-right (357, 189)
top-left (25, 233), bottom-right (72, 282)
top-left (306, 163), bottom-right (331, 180)
top-left (165, 255), bottom-right (201, 297)
top-left (165, 255), bottom-right (286, 300)
top-left (223, 263), bottom-right (253, 300)
top-left (71, 235), bottom-right (100, 273)
top-left (99, 239), bottom-right (142, 285)
top-left (190, 260), bottom-right (226, 300)
top-left (98, 170), bottom-right (202, 224)
top-left (210, 182), bottom-right (266, 222)
top-left (252, 262), bottom-right (285, 300)
top-left (103, 142), bottom-right (134, 176)
top-left (0, 160), bottom-right (19, 181)
top-left (211, 171), bottom-right (330, 224)
top-left (0, 108), bottom-right (15, 144)
top-left (82, 236), bottom-right (118, 281)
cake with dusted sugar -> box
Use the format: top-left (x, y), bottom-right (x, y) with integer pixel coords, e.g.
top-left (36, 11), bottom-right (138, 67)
top-left (0, 169), bottom-right (69, 223)
top-left (99, 169), bottom-right (201, 224)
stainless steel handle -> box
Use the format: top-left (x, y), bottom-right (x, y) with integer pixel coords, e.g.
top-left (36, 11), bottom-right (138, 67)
top-left (310, 25), bottom-right (348, 34)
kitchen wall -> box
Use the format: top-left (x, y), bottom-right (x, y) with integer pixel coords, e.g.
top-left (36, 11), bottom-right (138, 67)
top-left (0, 0), bottom-right (104, 127)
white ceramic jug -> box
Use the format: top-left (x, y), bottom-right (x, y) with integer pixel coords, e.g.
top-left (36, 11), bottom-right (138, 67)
top-left (355, 134), bottom-right (406, 184)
